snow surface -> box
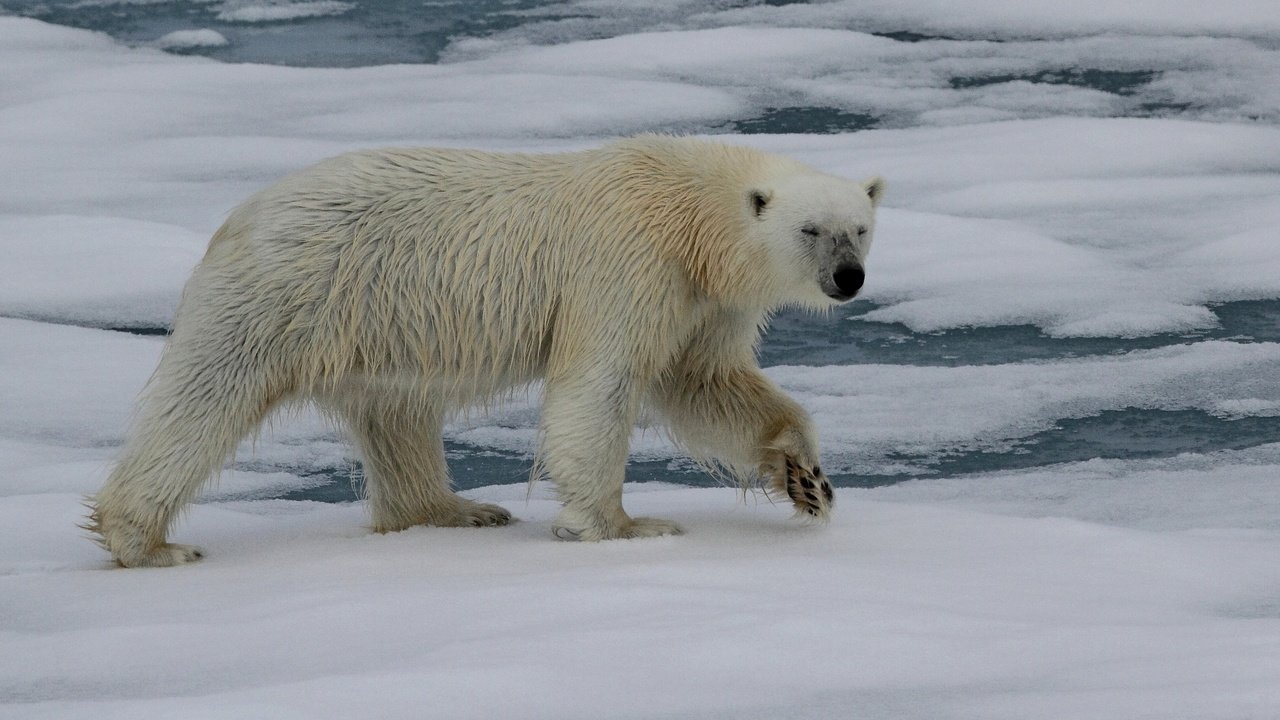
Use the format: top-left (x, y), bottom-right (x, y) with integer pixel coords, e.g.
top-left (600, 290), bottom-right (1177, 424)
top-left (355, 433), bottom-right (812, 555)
top-left (5, 480), bottom-right (1280, 720)
top-left (4, 17), bottom-right (1278, 336)
top-left (213, 1), bottom-right (356, 24)
top-left (3, 9), bottom-right (1280, 720)
top-left (152, 29), bottom-right (229, 50)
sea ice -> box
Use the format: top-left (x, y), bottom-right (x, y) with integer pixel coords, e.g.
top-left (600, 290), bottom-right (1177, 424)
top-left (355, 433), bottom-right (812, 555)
top-left (152, 29), bottom-right (230, 50)
top-left (3, 11), bottom-right (1280, 719)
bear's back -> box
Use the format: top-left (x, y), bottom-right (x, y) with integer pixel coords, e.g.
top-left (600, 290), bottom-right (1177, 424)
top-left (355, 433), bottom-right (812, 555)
top-left (193, 138), bottom-right (783, 394)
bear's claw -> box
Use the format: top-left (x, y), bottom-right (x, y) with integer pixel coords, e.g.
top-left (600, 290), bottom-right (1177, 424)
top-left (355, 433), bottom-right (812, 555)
top-left (454, 501), bottom-right (513, 527)
top-left (778, 457), bottom-right (834, 521)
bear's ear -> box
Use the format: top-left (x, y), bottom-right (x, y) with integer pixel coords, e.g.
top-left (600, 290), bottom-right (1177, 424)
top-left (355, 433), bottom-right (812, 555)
top-left (862, 176), bottom-right (886, 207)
top-left (748, 189), bottom-right (771, 218)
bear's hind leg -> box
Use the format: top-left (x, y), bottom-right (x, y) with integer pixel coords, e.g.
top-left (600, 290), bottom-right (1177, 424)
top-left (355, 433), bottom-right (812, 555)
top-left (335, 391), bottom-right (511, 532)
top-left (90, 342), bottom-right (282, 567)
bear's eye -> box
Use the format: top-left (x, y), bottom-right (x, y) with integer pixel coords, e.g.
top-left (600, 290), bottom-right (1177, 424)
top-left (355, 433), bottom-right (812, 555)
top-left (749, 191), bottom-right (769, 218)
top-left (800, 225), bottom-right (820, 237)
top-left (856, 226), bottom-right (868, 237)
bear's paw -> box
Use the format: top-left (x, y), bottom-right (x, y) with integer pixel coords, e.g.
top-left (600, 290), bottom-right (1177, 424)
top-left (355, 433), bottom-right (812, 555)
top-left (552, 513), bottom-right (683, 541)
top-left (447, 500), bottom-right (513, 528)
top-left (777, 457), bottom-right (834, 522)
top-left (117, 543), bottom-right (206, 568)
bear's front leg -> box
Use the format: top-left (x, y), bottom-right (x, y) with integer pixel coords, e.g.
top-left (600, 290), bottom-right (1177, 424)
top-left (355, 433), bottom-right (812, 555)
top-left (539, 366), bottom-right (682, 541)
top-left (654, 360), bottom-right (835, 521)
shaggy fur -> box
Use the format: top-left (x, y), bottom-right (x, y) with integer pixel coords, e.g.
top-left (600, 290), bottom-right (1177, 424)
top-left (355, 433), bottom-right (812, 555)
top-left (87, 135), bottom-right (884, 566)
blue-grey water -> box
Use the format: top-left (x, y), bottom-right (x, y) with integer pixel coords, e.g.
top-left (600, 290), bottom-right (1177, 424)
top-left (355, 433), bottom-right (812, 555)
top-left (261, 296), bottom-right (1280, 500)
top-left (4, 0), bottom-right (546, 66)
top-left (14, 0), bottom-right (1278, 499)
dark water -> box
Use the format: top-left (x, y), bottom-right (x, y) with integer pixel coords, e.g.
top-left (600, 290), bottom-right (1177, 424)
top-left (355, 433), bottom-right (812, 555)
top-left (761, 299), bottom-right (1280, 368)
top-left (4, 0), bottom-right (549, 66)
top-left (213, 297), bottom-right (1280, 502)
top-left (258, 407), bottom-right (1280, 500)
top-left (269, 445), bottom-right (702, 501)
top-left (294, 408), bottom-right (1280, 499)
top-left (265, 406), bottom-right (1280, 500)
top-left (731, 107), bottom-right (880, 135)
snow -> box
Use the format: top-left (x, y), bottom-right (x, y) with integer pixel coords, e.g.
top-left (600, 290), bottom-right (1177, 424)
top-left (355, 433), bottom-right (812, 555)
top-left (448, 9), bottom-right (1280, 126)
top-left (3, 8), bottom-right (1280, 719)
top-left (213, 1), bottom-right (355, 23)
top-left (3, 18), bottom-right (1277, 335)
top-left (152, 29), bottom-right (229, 50)
top-left (4, 482), bottom-right (1280, 719)
top-left (871, 442), bottom-right (1280, 532)
top-left (0, 216), bottom-right (204, 328)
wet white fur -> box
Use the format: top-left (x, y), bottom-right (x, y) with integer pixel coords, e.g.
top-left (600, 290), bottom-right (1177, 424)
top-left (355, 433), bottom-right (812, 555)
top-left (88, 135), bottom-right (883, 566)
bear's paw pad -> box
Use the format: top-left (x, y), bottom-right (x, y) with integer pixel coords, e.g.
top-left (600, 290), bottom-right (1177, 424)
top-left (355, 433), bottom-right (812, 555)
top-left (781, 458), bottom-right (834, 522)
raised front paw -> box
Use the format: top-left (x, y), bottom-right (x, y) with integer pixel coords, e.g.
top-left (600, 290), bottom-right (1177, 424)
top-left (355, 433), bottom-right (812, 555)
top-left (771, 456), bottom-right (834, 521)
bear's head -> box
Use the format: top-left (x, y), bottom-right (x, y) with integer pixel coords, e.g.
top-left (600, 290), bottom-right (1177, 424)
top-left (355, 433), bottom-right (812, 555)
top-left (745, 171), bottom-right (884, 309)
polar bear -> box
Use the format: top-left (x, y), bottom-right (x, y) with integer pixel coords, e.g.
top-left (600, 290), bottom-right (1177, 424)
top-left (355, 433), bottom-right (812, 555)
top-left (87, 135), bottom-right (884, 567)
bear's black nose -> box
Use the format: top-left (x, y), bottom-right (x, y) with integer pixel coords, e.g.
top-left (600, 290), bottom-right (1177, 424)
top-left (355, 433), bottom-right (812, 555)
top-left (832, 264), bottom-right (865, 298)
